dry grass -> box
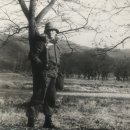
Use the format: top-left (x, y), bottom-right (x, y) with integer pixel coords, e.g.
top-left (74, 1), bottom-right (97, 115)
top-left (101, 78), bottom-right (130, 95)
top-left (54, 97), bottom-right (130, 130)
top-left (1, 73), bottom-right (130, 93)
top-left (0, 95), bottom-right (130, 130)
top-left (0, 73), bottom-right (130, 129)
top-left (0, 96), bottom-right (27, 126)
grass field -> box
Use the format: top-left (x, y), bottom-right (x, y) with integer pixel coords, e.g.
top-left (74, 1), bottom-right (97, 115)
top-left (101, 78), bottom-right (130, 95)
top-left (0, 73), bottom-right (130, 130)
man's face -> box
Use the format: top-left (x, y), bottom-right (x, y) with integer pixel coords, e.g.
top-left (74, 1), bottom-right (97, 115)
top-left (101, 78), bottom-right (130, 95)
top-left (48, 30), bottom-right (57, 41)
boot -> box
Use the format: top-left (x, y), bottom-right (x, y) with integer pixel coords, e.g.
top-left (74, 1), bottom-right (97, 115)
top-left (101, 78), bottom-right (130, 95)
top-left (43, 115), bottom-right (56, 128)
top-left (26, 106), bottom-right (36, 127)
top-left (27, 117), bottom-right (34, 127)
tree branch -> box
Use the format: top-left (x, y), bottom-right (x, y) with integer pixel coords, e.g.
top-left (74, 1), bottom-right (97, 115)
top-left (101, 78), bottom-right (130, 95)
top-left (36, 0), bottom-right (57, 26)
top-left (106, 36), bottom-right (130, 51)
top-left (0, 9), bottom-right (19, 28)
top-left (63, 34), bottom-right (74, 54)
top-left (0, 0), bottom-right (14, 9)
top-left (0, 26), bottom-right (28, 48)
top-left (96, 36), bottom-right (130, 55)
top-left (58, 4), bottom-right (97, 34)
top-left (18, 0), bottom-right (29, 21)
top-left (114, 5), bottom-right (130, 10)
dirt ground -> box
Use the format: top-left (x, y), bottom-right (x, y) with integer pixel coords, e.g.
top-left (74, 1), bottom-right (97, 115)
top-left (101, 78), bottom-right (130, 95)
top-left (0, 73), bottom-right (130, 130)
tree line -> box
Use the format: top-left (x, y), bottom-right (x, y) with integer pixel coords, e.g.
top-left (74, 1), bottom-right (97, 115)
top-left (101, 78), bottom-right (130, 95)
top-left (60, 50), bottom-right (130, 81)
top-left (1, 47), bottom-right (130, 81)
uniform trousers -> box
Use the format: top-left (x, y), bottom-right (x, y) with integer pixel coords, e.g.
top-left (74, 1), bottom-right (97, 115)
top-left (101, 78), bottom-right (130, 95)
top-left (26, 64), bottom-right (57, 120)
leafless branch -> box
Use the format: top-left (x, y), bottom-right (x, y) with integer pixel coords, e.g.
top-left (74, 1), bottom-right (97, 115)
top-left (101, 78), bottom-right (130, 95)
top-left (0, 0), bottom-right (15, 9)
top-left (18, 0), bottom-right (29, 21)
top-left (62, 34), bottom-right (74, 54)
top-left (36, 0), bottom-right (57, 26)
top-left (106, 36), bottom-right (130, 51)
top-left (59, 4), bottom-right (97, 34)
top-left (49, 1), bottom-right (75, 30)
top-left (114, 5), bottom-right (130, 10)
top-left (64, 0), bottom-right (108, 13)
top-left (96, 36), bottom-right (130, 55)
top-left (0, 8), bottom-right (28, 37)
top-left (104, 8), bottom-right (125, 21)
top-left (0, 9), bottom-right (19, 28)
top-left (63, 0), bottom-right (80, 4)
top-left (0, 26), bottom-right (28, 48)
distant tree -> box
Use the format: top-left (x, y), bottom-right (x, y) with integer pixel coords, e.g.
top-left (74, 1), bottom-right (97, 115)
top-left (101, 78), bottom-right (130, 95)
top-left (61, 49), bottom-right (114, 80)
top-left (114, 58), bottom-right (130, 81)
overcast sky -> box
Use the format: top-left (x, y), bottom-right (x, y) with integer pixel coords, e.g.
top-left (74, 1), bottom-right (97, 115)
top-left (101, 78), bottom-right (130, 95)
top-left (0, 0), bottom-right (130, 49)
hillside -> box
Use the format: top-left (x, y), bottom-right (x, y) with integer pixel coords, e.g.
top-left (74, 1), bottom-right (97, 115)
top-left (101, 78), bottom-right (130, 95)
top-left (0, 36), bottom-right (90, 72)
top-left (0, 35), bottom-right (130, 72)
top-left (107, 49), bottom-right (130, 58)
top-left (57, 40), bottom-right (90, 53)
top-left (0, 37), bottom-right (29, 72)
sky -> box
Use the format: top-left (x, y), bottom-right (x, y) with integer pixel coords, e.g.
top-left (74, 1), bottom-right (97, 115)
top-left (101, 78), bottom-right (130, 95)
top-left (0, 0), bottom-right (130, 49)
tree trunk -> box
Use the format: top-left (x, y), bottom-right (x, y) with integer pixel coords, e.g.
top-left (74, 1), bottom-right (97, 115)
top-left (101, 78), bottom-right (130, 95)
top-left (29, 0), bottom-right (37, 52)
top-left (18, 0), bottom-right (57, 52)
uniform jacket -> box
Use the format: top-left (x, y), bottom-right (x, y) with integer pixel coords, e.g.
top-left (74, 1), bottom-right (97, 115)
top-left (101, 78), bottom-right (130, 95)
top-left (29, 33), bottom-right (61, 77)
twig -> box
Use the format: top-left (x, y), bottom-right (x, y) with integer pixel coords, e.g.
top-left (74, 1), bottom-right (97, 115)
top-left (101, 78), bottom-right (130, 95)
top-left (59, 4), bottom-right (96, 34)
top-left (0, 26), bottom-right (28, 48)
top-left (96, 36), bottom-right (130, 55)
top-left (62, 34), bottom-right (74, 54)
top-left (0, 0), bottom-right (14, 9)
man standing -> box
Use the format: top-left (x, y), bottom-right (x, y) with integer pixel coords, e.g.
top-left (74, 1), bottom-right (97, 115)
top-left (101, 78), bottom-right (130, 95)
top-left (27, 22), bottom-right (61, 128)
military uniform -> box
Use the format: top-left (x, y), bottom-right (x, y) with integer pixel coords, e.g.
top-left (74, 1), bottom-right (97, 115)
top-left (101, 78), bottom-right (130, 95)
top-left (27, 32), bottom-right (61, 127)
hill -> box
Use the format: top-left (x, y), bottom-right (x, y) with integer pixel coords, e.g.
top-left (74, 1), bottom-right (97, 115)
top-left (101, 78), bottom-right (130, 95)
top-left (0, 37), bottom-right (29, 72)
top-left (57, 40), bottom-right (90, 53)
top-left (0, 36), bottom-right (90, 72)
top-left (107, 49), bottom-right (130, 59)
top-left (0, 35), bottom-right (130, 72)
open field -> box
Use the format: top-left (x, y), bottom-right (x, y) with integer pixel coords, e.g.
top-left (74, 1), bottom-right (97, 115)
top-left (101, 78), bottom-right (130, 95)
top-left (0, 73), bottom-right (130, 130)
top-left (0, 73), bottom-right (130, 93)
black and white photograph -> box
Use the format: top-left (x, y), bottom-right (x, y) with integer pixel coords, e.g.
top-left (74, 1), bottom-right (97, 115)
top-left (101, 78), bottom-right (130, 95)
top-left (0, 0), bottom-right (130, 130)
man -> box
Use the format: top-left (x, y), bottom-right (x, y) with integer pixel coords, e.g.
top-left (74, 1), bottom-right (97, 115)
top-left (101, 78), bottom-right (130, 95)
top-left (27, 22), bottom-right (61, 128)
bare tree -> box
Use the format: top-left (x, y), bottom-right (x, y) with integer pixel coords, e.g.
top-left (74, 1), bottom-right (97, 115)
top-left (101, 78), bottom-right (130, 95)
top-left (0, 0), bottom-right (98, 49)
top-left (0, 0), bottom-right (129, 52)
